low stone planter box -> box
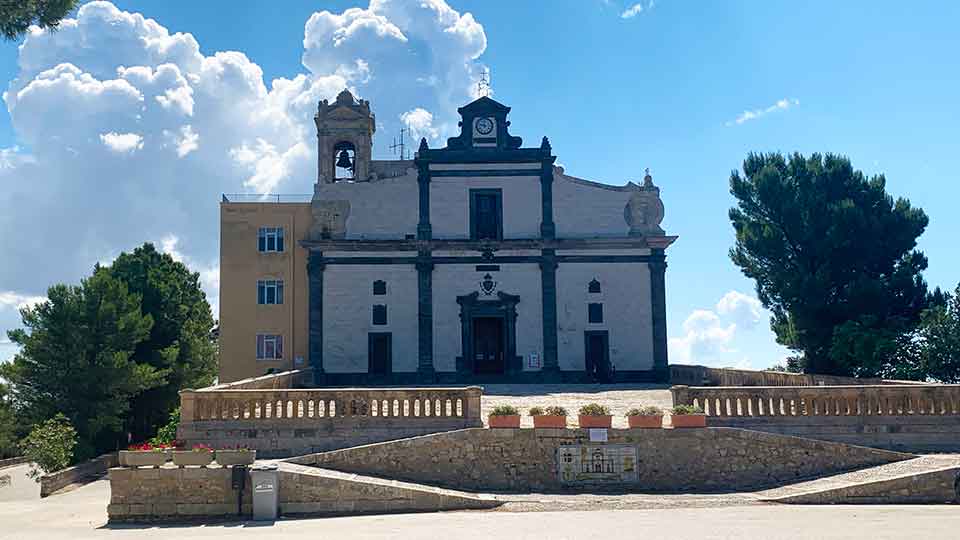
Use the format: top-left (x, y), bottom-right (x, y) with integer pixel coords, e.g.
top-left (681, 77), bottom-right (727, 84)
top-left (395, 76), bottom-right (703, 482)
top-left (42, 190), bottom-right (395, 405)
top-left (670, 414), bottom-right (707, 428)
top-left (532, 415), bottom-right (567, 428)
top-left (488, 415), bottom-right (521, 428)
top-left (215, 450), bottom-right (256, 467)
top-left (172, 451), bottom-right (214, 467)
top-left (118, 451), bottom-right (168, 468)
top-left (578, 415), bottom-right (613, 428)
top-left (628, 415), bottom-right (664, 429)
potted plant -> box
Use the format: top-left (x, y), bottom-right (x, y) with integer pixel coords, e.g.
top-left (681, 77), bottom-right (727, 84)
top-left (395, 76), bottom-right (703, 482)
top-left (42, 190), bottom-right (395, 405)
top-left (670, 404), bottom-right (707, 428)
top-left (529, 406), bottom-right (568, 428)
top-left (626, 406), bottom-right (664, 428)
top-left (119, 443), bottom-right (170, 468)
top-left (216, 445), bottom-right (257, 467)
top-left (488, 405), bottom-right (521, 428)
top-left (172, 443), bottom-right (215, 467)
top-left (578, 403), bottom-right (613, 428)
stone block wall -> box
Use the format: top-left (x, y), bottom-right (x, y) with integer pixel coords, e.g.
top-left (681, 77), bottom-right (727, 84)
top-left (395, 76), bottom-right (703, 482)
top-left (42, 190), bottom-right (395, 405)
top-left (297, 427), bottom-right (912, 493)
top-left (41, 452), bottom-right (118, 497)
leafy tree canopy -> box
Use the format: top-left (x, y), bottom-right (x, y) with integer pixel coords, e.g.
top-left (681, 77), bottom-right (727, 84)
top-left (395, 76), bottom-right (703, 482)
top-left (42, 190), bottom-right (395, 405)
top-left (0, 382), bottom-right (21, 459)
top-left (105, 243), bottom-right (217, 442)
top-left (0, 0), bottom-right (78, 41)
top-left (2, 268), bottom-right (166, 459)
top-left (729, 152), bottom-right (932, 377)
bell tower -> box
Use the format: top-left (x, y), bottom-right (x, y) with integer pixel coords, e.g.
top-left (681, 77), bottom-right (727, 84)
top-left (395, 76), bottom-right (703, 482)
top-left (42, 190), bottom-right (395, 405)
top-left (315, 89), bottom-right (375, 183)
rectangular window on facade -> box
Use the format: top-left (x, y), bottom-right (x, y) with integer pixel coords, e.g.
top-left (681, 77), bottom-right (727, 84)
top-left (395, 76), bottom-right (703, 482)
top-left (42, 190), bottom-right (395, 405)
top-left (256, 334), bottom-right (283, 359)
top-left (372, 304), bottom-right (387, 325)
top-left (470, 189), bottom-right (503, 240)
top-left (373, 280), bottom-right (387, 295)
top-left (588, 303), bottom-right (604, 324)
top-left (257, 227), bottom-right (285, 253)
top-left (257, 280), bottom-right (284, 304)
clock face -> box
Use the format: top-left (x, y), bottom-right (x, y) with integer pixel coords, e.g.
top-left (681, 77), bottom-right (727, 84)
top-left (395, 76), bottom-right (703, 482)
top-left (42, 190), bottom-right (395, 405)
top-left (475, 117), bottom-right (494, 135)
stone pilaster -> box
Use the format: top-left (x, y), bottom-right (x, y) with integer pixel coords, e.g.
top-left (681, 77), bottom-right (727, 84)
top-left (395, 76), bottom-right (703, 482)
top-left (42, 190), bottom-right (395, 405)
top-left (308, 251), bottom-right (325, 386)
top-left (650, 248), bottom-right (669, 382)
top-left (416, 138), bottom-right (432, 240)
top-left (539, 137), bottom-right (556, 239)
top-left (540, 249), bottom-right (560, 380)
top-left (416, 254), bottom-right (435, 382)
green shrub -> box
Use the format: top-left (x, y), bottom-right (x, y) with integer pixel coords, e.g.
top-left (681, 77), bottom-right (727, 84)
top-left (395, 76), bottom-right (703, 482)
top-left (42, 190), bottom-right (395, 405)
top-left (490, 405), bottom-right (519, 416)
top-left (544, 406), bottom-right (568, 416)
top-left (671, 404), bottom-right (704, 415)
top-left (626, 406), bottom-right (663, 416)
top-left (530, 406), bottom-right (568, 416)
top-left (578, 403), bottom-right (611, 416)
top-left (149, 407), bottom-right (180, 446)
top-left (20, 413), bottom-right (77, 480)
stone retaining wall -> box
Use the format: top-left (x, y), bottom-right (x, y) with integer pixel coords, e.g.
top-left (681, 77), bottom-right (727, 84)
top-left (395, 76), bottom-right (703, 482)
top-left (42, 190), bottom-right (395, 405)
top-left (292, 427), bottom-right (912, 493)
top-left (41, 452), bottom-right (118, 497)
top-left (771, 466), bottom-right (960, 504)
top-left (669, 364), bottom-right (904, 387)
top-left (0, 456), bottom-right (28, 469)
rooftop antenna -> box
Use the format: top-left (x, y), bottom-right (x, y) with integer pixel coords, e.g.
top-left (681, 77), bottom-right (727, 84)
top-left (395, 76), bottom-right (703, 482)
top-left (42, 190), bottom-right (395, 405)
top-left (390, 127), bottom-right (410, 160)
top-left (477, 68), bottom-right (491, 97)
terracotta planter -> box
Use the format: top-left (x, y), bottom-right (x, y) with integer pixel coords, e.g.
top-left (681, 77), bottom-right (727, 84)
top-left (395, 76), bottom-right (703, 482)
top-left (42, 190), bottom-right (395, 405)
top-left (578, 415), bottom-right (613, 428)
top-left (488, 415), bottom-right (521, 428)
top-left (627, 415), bottom-right (664, 429)
top-left (172, 450), bottom-right (214, 467)
top-left (119, 450), bottom-right (169, 468)
top-left (532, 415), bottom-right (567, 428)
top-left (215, 450), bottom-right (256, 467)
top-left (670, 414), bottom-right (707, 428)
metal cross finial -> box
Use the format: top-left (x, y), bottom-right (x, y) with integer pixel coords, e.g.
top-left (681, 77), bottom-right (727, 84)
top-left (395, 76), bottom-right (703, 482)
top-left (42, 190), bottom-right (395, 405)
top-left (477, 69), bottom-right (491, 98)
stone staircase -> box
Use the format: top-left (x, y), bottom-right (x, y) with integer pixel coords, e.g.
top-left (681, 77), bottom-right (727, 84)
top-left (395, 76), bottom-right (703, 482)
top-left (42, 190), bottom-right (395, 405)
top-left (756, 454), bottom-right (960, 504)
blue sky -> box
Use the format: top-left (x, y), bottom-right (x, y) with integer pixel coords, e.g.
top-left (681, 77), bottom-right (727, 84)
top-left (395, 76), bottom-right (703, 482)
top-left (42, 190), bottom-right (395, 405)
top-left (1, 1), bottom-right (958, 369)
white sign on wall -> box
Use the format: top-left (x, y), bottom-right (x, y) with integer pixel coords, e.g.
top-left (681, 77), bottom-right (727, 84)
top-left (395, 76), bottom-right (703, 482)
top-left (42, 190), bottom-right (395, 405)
top-left (528, 352), bottom-right (540, 369)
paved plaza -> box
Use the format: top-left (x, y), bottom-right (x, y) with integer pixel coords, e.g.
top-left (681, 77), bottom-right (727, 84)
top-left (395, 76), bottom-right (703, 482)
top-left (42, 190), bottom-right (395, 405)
top-left (2, 477), bottom-right (960, 540)
top-left (480, 384), bottom-right (673, 428)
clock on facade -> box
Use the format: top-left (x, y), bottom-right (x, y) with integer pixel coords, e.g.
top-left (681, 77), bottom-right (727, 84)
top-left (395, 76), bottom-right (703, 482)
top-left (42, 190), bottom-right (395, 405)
top-left (475, 117), bottom-right (494, 135)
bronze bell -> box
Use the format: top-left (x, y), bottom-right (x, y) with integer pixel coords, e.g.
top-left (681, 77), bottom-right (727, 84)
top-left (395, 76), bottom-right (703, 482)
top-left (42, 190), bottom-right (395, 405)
top-left (336, 149), bottom-right (353, 169)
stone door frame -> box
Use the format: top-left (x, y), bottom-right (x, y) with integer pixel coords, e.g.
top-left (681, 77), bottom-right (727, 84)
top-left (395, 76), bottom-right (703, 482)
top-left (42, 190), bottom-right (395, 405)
top-left (456, 291), bottom-right (521, 377)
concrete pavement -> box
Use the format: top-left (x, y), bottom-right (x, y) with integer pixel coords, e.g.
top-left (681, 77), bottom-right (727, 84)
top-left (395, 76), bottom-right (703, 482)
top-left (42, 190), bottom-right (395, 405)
top-left (0, 463), bottom-right (40, 503)
top-left (2, 478), bottom-right (960, 540)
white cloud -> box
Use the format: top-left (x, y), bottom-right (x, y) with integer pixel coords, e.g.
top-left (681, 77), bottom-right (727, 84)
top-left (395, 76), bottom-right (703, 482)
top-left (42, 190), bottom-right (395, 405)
top-left (100, 131), bottom-right (144, 153)
top-left (400, 107), bottom-right (439, 141)
top-left (620, 3), bottom-right (644, 18)
top-left (158, 234), bottom-right (220, 318)
top-left (0, 0), bottom-right (488, 306)
top-left (0, 291), bottom-right (47, 311)
top-left (716, 290), bottom-right (763, 328)
top-left (726, 98), bottom-right (800, 126)
top-left (669, 291), bottom-right (768, 368)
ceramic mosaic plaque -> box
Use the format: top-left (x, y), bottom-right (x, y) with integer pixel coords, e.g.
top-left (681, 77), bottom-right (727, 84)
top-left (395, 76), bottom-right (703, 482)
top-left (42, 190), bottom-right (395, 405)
top-left (556, 444), bottom-right (639, 485)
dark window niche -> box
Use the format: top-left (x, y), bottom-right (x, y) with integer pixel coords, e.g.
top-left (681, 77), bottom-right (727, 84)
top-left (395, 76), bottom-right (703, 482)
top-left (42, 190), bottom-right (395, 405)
top-left (372, 304), bottom-right (388, 325)
top-left (589, 279), bottom-right (601, 294)
top-left (470, 189), bottom-right (503, 241)
top-left (373, 280), bottom-right (387, 295)
top-left (588, 303), bottom-right (604, 324)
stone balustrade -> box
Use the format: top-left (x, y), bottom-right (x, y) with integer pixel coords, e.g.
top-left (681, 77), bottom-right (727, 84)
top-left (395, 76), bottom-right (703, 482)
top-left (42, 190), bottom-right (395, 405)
top-left (669, 364), bottom-right (923, 387)
top-left (671, 385), bottom-right (960, 418)
top-left (177, 386), bottom-right (484, 456)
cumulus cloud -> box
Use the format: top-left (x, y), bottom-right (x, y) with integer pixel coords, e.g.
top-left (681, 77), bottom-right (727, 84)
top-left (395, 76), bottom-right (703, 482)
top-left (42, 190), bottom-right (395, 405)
top-left (0, 291), bottom-right (47, 311)
top-left (400, 107), bottom-right (440, 142)
top-left (669, 291), bottom-right (769, 368)
top-left (620, 3), bottom-right (644, 18)
top-left (726, 98), bottom-right (800, 126)
top-left (100, 131), bottom-right (144, 152)
top-left (0, 0), bottom-right (489, 352)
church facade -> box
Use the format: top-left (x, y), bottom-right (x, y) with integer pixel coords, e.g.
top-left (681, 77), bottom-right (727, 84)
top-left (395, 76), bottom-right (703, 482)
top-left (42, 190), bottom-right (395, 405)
top-left (218, 90), bottom-right (676, 384)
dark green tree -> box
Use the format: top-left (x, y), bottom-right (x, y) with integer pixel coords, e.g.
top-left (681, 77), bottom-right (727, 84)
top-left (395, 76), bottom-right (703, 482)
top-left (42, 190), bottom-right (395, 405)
top-left (20, 413), bottom-right (76, 478)
top-left (105, 243), bottom-right (217, 442)
top-left (1, 270), bottom-right (165, 459)
top-left (0, 382), bottom-right (21, 458)
top-left (0, 0), bottom-right (78, 41)
top-left (729, 153), bottom-right (931, 376)
top-left (912, 285), bottom-right (960, 382)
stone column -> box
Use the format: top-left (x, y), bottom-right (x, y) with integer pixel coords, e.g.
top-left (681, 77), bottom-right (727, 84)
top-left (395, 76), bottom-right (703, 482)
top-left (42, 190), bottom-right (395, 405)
top-left (540, 249), bottom-right (560, 381)
top-left (650, 248), bottom-right (669, 383)
top-left (308, 251), bottom-right (325, 386)
top-left (417, 255), bottom-right (436, 383)
top-left (539, 137), bottom-right (556, 239)
top-left (416, 138), bottom-right (432, 241)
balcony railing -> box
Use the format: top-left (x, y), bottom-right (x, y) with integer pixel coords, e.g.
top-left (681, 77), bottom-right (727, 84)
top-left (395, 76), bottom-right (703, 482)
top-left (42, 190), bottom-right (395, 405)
top-left (221, 193), bottom-right (313, 203)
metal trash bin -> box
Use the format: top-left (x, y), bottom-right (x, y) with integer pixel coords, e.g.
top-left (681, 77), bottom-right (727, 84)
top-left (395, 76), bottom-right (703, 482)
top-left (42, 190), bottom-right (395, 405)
top-left (250, 463), bottom-right (279, 521)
